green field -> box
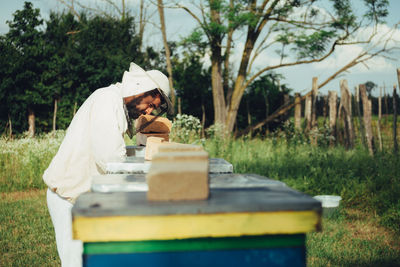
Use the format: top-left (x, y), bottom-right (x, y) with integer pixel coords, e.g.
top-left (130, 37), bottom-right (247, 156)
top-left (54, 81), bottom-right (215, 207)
top-left (1, 131), bottom-right (399, 266)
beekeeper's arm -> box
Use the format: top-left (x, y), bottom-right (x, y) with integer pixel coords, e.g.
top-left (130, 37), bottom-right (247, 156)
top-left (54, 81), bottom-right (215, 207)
top-left (89, 91), bottom-right (127, 172)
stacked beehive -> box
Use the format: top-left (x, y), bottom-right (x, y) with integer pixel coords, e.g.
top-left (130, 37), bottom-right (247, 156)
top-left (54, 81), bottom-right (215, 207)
top-left (135, 115), bottom-right (172, 146)
top-left (136, 115), bottom-right (210, 201)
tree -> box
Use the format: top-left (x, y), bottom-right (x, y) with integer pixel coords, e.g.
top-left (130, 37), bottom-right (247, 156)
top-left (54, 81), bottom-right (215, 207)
top-left (174, 0), bottom-right (396, 132)
top-left (0, 2), bottom-right (157, 134)
top-left (172, 40), bottom-right (213, 127)
top-left (365, 81), bottom-right (377, 96)
top-left (0, 36), bottom-right (20, 136)
top-left (237, 73), bottom-right (290, 132)
top-left (56, 0), bottom-right (155, 52)
top-left (5, 2), bottom-right (49, 136)
top-left (157, 0), bottom-right (176, 109)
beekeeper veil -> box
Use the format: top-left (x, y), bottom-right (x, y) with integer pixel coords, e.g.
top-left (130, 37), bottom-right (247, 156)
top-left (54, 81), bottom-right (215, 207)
top-left (120, 62), bottom-right (173, 115)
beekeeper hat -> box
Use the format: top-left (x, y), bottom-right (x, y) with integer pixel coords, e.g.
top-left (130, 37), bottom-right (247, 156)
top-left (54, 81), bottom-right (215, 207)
top-left (121, 62), bottom-right (173, 115)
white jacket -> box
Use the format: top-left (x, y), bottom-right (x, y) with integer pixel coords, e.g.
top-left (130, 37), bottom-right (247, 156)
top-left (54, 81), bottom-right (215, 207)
top-left (43, 85), bottom-right (127, 202)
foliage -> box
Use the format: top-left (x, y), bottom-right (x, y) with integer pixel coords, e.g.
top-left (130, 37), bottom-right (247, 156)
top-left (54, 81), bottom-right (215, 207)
top-left (0, 2), bottom-right (156, 134)
top-left (365, 80), bottom-right (378, 96)
top-left (171, 44), bottom-right (213, 126)
top-left (1, 2), bottom-right (49, 133)
top-left (237, 72), bottom-right (291, 132)
top-left (170, 114), bottom-right (203, 144)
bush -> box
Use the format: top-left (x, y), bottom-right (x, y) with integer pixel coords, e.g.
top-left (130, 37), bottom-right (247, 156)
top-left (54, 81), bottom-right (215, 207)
top-left (170, 114), bottom-right (203, 144)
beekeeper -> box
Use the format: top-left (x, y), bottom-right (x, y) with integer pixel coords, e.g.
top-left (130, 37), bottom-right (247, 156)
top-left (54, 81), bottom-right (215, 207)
top-left (43, 62), bottom-right (173, 267)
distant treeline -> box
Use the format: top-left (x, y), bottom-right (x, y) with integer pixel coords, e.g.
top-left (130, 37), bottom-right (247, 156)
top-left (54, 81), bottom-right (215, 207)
top-left (0, 2), bottom-right (290, 136)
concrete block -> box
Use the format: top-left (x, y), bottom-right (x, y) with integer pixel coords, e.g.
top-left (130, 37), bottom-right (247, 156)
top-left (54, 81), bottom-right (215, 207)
top-left (136, 132), bottom-right (169, 146)
top-left (151, 151), bottom-right (208, 162)
top-left (146, 151), bottom-right (209, 201)
top-left (144, 137), bottom-right (168, 161)
top-left (158, 142), bottom-right (204, 153)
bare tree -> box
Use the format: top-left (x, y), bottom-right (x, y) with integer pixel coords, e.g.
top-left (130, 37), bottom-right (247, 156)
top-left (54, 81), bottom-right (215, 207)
top-left (57, 0), bottom-right (155, 50)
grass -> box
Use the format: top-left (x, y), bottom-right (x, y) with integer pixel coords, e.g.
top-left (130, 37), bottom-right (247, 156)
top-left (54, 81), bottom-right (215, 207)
top-left (1, 130), bottom-right (399, 266)
top-left (204, 136), bottom-right (400, 232)
top-left (0, 190), bottom-right (59, 266)
top-left (307, 208), bottom-right (400, 266)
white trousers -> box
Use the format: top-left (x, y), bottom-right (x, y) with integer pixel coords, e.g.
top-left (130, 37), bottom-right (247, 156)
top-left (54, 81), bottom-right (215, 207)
top-left (47, 188), bottom-right (83, 267)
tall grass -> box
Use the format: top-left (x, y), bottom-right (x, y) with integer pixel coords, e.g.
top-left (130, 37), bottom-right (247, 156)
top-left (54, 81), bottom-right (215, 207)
top-left (0, 131), bottom-right (65, 192)
top-left (204, 135), bottom-right (400, 232)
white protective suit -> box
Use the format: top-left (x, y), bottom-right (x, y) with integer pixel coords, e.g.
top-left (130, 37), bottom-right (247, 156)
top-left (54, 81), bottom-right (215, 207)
top-left (43, 62), bottom-right (171, 202)
top-left (43, 63), bottom-right (171, 267)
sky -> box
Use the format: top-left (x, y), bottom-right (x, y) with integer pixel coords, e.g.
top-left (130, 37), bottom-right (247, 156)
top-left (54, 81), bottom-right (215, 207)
top-left (1, 0), bottom-right (399, 97)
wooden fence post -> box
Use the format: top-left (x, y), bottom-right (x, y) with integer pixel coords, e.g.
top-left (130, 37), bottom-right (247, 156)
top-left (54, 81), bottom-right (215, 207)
top-left (294, 93), bottom-right (302, 130)
top-left (359, 84), bottom-right (374, 155)
top-left (377, 87), bottom-right (383, 151)
top-left (311, 77), bottom-right (318, 129)
top-left (328, 91), bottom-right (337, 145)
top-left (305, 84), bottom-right (312, 132)
top-left (310, 77), bottom-right (318, 145)
top-left (354, 85), bottom-right (366, 146)
top-left (323, 95), bottom-right (328, 123)
top-left (340, 80), bottom-right (355, 148)
top-left (384, 84), bottom-right (388, 125)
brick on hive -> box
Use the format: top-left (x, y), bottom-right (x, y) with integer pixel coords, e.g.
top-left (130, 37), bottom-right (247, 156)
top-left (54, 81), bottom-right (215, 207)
top-left (146, 150), bottom-right (209, 201)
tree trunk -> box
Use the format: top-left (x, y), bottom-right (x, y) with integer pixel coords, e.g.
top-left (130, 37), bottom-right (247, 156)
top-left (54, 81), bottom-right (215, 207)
top-left (8, 114), bottom-right (12, 138)
top-left (340, 79), bottom-right (355, 149)
top-left (360, 84), bottom-right (374, 155)
top-left (138, 0), bottom-right (145, 52)
top-left (211, 57), bottom-right (226, 125)
top-left (328, 91), bottom-right (337, 146)
top-left (223, 0), bottom-right (234, 110)
top-left (73, 101), bottom-right (77, 116)
top-left (157, 0), bottom-right (175, 109)
top-left (294, 93), bottom-right (301, 130)
top-left (53, 98), bottom-right (58, 132)
top-left (201, 102), bottom-right (206, 138)
top-left (210, 2), bottom-right (226, 126)
top-left (28, 108), bottom-right (35, 137)
top-left (225, 30), bottom-right (258, 132)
